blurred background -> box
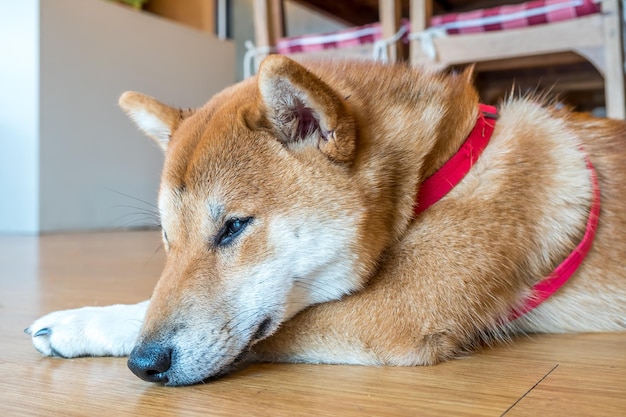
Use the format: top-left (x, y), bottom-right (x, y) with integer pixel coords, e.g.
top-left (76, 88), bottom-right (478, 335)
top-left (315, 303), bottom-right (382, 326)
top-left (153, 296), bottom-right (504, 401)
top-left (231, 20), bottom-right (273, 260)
top-left (1, 0), bottom-right (623, 234)
top-left (0, 0), bottom-right (344, 234)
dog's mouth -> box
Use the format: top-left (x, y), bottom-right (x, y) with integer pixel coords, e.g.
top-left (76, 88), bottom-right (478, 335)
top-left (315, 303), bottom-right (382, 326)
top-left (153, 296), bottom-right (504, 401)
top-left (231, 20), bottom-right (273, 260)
top-left (252, 317), bottom-right (274, 342)
top-left (204, 317), bottom-right (274, 381)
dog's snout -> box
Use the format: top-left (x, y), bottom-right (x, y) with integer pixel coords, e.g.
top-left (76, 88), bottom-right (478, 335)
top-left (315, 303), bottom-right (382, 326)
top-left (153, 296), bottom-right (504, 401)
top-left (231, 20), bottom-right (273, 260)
top-left (127, 343), bottom-right (172, 384)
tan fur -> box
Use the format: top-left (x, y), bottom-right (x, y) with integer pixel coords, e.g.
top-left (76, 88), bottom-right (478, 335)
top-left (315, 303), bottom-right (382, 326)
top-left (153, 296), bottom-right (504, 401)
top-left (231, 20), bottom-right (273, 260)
top-left (106, 56), bottom-right (626, 384)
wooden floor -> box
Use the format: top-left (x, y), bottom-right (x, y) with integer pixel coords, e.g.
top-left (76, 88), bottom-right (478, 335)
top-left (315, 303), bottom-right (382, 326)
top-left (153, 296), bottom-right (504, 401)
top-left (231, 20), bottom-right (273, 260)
top-left (1, 231), bottom-right (625, 416)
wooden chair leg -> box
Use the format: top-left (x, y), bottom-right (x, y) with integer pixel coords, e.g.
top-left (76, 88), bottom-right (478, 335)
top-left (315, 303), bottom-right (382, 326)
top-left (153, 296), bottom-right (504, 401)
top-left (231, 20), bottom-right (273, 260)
top-left (253, 0), bottom-right (285, 59)
top-left (379, 0), bottom-right (403, 62)
top-left (601, 0), bottom-right (625, 119)
top-left (409, 0), bottom-right (433, 65)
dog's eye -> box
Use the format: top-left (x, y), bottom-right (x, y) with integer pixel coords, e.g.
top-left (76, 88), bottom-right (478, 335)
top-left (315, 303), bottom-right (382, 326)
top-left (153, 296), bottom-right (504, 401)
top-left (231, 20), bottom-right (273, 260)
top-left (160, 229), bottom-right (172, 251)
top-left (216, 217), bottom-right (252, 247)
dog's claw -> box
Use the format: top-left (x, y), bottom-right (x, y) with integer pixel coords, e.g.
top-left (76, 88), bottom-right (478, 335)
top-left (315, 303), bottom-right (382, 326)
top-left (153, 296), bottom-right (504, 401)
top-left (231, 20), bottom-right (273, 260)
top-left (34, 328), bottom-right (51, 337)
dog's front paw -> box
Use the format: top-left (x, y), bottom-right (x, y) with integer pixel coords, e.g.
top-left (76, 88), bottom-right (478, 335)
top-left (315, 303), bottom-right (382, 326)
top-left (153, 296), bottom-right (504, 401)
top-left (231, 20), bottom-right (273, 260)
top-left (25, 301), bottom-right (149, 358)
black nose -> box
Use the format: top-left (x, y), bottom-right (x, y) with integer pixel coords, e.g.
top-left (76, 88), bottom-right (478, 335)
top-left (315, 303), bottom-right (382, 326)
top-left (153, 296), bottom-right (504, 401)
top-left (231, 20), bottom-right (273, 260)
top-left (127, 343), bottom-right (172, 383)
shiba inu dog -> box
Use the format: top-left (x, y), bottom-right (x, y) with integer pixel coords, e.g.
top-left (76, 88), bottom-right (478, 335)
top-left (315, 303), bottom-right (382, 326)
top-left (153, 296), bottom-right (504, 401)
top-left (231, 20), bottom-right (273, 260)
top-left (26, 56), bottom-right (626, 386)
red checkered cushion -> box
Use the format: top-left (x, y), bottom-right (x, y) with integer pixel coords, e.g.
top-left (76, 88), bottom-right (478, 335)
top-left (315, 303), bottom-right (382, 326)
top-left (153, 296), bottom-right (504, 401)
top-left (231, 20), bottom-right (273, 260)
top-left (431, 0), bottom-right (600, 34)
top-left (276, 22), bottom-right (383, 55)
top-left (275, 0), bottom-right (600, 54)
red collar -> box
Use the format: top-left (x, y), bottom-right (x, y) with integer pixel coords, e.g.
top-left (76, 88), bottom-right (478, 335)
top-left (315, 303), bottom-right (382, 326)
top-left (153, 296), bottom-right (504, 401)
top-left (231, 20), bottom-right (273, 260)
top-left (510, 155), bottom-right (600, 320)
top-left (414, 103), bottom-right (497, 215)
top-left (413, 104), bottom-right (601, 320)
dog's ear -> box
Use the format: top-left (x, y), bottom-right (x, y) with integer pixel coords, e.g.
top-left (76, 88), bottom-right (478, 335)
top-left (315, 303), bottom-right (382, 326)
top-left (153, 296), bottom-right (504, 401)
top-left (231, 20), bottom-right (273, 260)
top-left (118, 92), bottom-right (194, 152)
top-left (256, 55), bottom-right (357, 163)
top-left (461, 64), bottom-right (476, 83)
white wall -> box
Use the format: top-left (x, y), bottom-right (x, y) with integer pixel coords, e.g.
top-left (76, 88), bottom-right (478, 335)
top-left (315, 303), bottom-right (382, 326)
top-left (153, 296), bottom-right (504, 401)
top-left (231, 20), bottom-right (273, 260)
top-left (0, 0), bottom-right (235, 233)
top-left (0, 0), bottom-right (40, 233)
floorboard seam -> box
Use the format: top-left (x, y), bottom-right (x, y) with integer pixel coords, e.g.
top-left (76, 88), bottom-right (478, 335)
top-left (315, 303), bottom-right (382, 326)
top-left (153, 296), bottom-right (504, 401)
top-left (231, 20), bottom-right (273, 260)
top-left (499, 363), bottom-right (559, 416)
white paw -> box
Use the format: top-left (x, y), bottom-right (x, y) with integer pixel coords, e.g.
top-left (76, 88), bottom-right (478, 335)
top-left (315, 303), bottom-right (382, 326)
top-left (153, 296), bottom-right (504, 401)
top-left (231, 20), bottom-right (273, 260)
top-left (25, 301), bottom-right (149, 358)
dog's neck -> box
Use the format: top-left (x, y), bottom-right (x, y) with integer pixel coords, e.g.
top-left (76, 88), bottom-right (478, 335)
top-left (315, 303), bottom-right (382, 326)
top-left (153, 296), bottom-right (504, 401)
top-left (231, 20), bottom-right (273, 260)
top-left (348, 67), bottom-right (481, 237)
top-left (417, 85), bottom-right (482, 182)
top-left (414, 104), bottom-right (498, 216)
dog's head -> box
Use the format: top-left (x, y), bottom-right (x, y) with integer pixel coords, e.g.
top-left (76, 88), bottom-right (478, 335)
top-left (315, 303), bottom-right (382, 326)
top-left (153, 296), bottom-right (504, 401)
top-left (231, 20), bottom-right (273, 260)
top-left (120, 56), bottom-right (376, 385)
